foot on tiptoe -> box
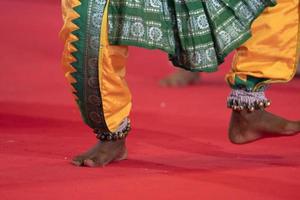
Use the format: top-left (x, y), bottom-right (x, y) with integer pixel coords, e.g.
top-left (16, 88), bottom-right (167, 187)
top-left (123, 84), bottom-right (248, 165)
top-left (160, 69), bottom-right (200, 87)
top-left (72, 139), bottom-right (127, 167)
top-left (229, 109), bottom-right (300, 144)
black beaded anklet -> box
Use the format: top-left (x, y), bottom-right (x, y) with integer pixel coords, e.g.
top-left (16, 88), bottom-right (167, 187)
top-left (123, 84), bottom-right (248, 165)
top-left (227, 89), bottom-right (271, 112)
top-left (94, 119), bottom-right (131, 141)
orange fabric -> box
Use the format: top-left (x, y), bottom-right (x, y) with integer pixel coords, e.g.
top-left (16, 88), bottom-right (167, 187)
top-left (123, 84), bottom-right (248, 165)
top-left (60, 0), bottom-right (81, 95)
top-left (99, 3), bottom-right (132, 132)
top-left (227, 0), bottom-right (300, 87)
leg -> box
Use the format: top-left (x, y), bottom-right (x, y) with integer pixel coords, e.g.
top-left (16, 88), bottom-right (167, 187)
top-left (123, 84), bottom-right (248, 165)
top-left (61, 0), bottom-right (131, 166)
top-left (225, 0), bottom-right (300, 144)
top-left (160, 68), bottom-right (200, 87)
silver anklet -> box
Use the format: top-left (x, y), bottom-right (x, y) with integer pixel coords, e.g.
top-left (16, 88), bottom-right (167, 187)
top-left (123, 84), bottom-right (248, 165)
top-left (94, 118), bottom-right (131, 141)
top-left (227, 89), bottom-right (271, 112)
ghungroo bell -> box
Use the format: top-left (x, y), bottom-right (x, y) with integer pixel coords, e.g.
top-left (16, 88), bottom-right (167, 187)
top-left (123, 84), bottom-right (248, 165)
top-left (94, 118), bottom-right (131, 141)
top-left (227, 89), bottom-right (271, 112)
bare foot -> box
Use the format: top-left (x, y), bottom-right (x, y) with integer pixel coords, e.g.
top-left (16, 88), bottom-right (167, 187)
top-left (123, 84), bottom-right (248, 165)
top-left (72, 139), bottom-right (127, 167)
top-left (160, 69), bottom-right (200, 87)
top-left (229, 110), bottom-right (300, 144)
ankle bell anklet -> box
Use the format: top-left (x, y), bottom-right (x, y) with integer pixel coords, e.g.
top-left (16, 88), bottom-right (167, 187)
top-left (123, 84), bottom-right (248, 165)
top-left (94, 118), bottom-right (131, 141)
top-left (227, 89), bottom-right (271, 112)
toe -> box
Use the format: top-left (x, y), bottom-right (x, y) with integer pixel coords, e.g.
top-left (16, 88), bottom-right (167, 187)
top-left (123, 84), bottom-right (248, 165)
top-left (83, 159), bottom-right (97, 167)
top-left (71, 157), bottom-right (85, 166)
top-left (72, 155), bottom-right (88, 166)
top-left (71, 159), bottom-right (83, 166)
top-left (83, 157), bottom-right (110, 167)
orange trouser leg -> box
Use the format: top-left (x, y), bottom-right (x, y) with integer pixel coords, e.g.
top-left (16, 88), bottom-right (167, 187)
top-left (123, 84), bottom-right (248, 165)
top-left (226, 0), bottom-right (300, 91)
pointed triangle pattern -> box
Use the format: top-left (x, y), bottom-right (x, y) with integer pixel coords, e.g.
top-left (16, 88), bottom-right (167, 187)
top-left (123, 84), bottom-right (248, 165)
top-left (61, 0), bottom-right (83, 101)
top-left (61, 0), bottom-right (91, 124)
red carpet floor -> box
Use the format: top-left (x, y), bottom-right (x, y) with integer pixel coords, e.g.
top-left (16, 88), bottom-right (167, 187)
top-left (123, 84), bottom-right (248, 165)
top-left (1, 1), bottom-right (300, 199)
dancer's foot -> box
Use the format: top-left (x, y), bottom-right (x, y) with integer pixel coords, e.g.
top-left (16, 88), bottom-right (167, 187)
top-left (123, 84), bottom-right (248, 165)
top-left (160, 69), bottom-right (200, 87)
top-left (229, 110), bottom-right (300, 144)
top-left (72, 139), bottom-right (127, 167)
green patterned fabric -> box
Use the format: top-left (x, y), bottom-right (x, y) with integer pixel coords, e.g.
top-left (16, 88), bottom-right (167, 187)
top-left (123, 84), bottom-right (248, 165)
top-left (229, 75), bottom-right (269, 92)
top-left (70, 0), bottom-right (111, 132)
top-left (108, 0), bottom-right (276, 72)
